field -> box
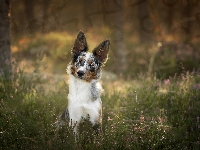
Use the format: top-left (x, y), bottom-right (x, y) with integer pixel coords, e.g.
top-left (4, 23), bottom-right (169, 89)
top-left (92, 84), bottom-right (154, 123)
top-left (2, 0), bottom-right (200, 148)
top-left (1, 68), bottom-right (200, 149)
top-left (1, 32), bottom-right (200, 149)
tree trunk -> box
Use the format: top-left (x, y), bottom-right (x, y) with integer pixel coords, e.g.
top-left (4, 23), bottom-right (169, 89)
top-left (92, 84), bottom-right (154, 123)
top-left (41, 0), bottom-right (50, 33)
top-left (0, 0), bottom-right (12, 76)
top-left (138, 1), bottom-right (149, 43)
top-left (23, 0), bottom-right (35, 34)
top-left (166, 7), bottom-right (173, 34)
top-left (179, 0), bottom-right (191, 42)
top-left (111, 0), bottom-right (127, 74)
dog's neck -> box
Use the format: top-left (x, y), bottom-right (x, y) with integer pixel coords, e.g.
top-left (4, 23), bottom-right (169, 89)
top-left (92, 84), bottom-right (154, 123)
top-left (68, 75), bottom-right (92, 96)
top-left (68, 75), bottom-right (102, 102)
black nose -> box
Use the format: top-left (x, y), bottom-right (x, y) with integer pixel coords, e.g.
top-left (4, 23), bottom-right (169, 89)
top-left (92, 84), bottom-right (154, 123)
top-left (77, 70), bottom-right (84, 77)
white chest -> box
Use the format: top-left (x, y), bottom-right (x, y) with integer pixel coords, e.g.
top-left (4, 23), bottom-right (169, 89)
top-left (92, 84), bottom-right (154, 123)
top-left (67, 75), bottom-right (102, 124)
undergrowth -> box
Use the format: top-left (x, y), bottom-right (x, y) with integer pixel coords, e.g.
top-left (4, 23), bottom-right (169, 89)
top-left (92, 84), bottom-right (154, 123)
top-left (0, 69), bottom-right (200, 149)
top-left (12, 32), bottom-right (200, 77)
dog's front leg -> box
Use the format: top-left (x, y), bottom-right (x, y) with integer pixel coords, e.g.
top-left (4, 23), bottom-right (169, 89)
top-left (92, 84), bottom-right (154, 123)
top-left (69, 119), bottom-right (79, 133)
top-left (91, 81), bottom-right (102, 101)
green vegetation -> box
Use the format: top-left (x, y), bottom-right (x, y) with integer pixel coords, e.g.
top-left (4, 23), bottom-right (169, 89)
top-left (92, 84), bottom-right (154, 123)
top-left (1, 66), bottom-right (200, 149)
top-left (12, 32), bottom-right (200, 77)
top-left (2, 32), bottom-right (200, 149)
top-left (4, 1), bottom-right (200, 149)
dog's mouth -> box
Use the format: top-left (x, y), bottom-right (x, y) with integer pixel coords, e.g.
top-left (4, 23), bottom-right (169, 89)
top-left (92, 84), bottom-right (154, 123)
top-left (76, 72), bottom-right (86, 80)
top-left (74, 70), bottom-right (96, 82)
top-left (77, 75), bottom-right (84, 80)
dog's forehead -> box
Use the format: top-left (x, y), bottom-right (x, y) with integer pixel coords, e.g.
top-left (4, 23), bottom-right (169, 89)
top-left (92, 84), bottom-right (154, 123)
top-left (78, 52), bottom-right (95, 61)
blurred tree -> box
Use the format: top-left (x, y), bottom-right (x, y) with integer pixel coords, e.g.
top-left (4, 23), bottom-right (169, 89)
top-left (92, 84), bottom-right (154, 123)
top-left (166, 5), bottom-right (174, 35)
top-left (23, 0), bottom-right (36, 34)
top-left (138, 0), bottom-right (151, 43)
top-left (111, 0), bottom-right (127, 74)
top-left (0, 0), bottom-right (12, 75)
top-left (42, 0), bottom-right (50, 33)
top-left (179, 0), bottom-right (191, 42)
top-left (172, 0), bottom-right (192, 43)
top-left (182, 0), bottom-right (199, 42)
top-left (186, 0), bottom-right (191, 33)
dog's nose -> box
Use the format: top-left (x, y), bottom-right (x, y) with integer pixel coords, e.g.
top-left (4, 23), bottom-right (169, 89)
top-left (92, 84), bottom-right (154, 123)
top-left (77, 70), bottom-right (84, 77)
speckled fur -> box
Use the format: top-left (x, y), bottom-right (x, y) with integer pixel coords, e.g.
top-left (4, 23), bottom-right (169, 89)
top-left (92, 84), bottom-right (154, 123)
top-left (56, 31), bottom-right (110, 135)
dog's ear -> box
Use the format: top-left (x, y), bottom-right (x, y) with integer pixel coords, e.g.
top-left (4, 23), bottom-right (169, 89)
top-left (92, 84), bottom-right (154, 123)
top-left (93, 40), bottom-right (110, 63)
top-left (71, 31), bottom-right (88, 60)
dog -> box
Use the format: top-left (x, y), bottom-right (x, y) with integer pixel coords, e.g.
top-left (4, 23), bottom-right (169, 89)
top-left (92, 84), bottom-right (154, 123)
top-left (56, 31), bottom-right (110, 136)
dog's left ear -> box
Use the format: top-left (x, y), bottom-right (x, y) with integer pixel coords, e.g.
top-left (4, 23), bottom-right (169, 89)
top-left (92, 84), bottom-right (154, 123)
top-left (93, 40), bottom-right (110, 63)
top-left (71, 31), bottom-right (88, 61)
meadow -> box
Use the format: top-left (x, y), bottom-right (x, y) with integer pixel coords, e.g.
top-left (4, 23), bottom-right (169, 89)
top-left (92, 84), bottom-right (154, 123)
top-left (1, 32), bottom-right (200, 149)
top-left (1, 67), bottom-right (200, 149)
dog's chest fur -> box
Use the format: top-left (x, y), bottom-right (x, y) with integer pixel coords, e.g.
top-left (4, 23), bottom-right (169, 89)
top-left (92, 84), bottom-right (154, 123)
top-left (67, 74), bottom-right (103, 125)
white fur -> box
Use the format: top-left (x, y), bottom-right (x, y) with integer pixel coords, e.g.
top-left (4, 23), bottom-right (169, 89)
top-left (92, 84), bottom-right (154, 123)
top-left (67, 67), bottom-right (103, 132)
top-left (55, 34), bottom-right (109, 137)
top-left (77, 52), bottom-right (91, 73)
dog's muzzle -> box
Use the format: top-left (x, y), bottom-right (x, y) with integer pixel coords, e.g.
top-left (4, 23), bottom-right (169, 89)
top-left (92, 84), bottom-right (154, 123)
top-left (77, 70), bottom-right (85, 77)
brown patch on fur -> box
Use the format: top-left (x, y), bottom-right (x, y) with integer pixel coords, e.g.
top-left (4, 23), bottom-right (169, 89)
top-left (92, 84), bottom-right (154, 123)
top-left (87, 59), bottom-right (93, 64)
top-left (81, 57), bottom-right (85, 61)
top-left (71, 65), bottom-right (77, 75)
top-left (70, 64), bottom-right (97, 82)
top-left (85, 70), bottom-right (97, 82)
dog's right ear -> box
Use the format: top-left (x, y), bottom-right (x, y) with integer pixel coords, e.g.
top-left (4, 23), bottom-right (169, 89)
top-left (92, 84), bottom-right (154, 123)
top-left (71, 31), bottom-right (88, 62)
top-left (92, 40), bottom-right (110, 64)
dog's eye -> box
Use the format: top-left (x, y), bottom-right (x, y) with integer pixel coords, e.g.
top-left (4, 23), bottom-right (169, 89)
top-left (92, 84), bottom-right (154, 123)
top-left (89, 63), bottom-right (96, 72)
top-left (75, 59), bottom-right (79, 65)
top-left (80, 60), bottom-right (85, 66)
top-left (75, 57), bottom-right (85, 66)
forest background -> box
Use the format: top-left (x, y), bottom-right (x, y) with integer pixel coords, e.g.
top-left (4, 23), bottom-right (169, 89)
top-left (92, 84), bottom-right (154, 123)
top-left (10, 0), bottom-right (200, 78)
top-left (0, 0), bottom-right (200, 149)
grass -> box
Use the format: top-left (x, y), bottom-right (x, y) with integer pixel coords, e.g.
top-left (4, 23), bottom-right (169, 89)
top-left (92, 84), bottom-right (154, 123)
top-left (1, 67), bottom-right (200, 149)
top-left (2, 31), bottom-right (200, 149)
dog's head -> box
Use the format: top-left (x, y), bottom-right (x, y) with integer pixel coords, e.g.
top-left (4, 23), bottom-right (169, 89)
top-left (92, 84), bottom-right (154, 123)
top-left (68, 31), bottom-right (110, 82)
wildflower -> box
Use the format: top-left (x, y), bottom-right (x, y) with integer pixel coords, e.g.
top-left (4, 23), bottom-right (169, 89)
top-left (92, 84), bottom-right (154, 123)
top-left (107, 116), bottom-right (112, 121)
top-left (193, 84), bottom-right (200, 90)
top-left (197, 117), bottom-right (199, 123)
top-left (164, 79), bottom-right (170, 85)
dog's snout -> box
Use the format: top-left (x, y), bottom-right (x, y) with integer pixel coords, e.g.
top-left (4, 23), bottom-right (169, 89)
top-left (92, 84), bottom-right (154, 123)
top-left (77, 70), bottom-right (84, 77)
